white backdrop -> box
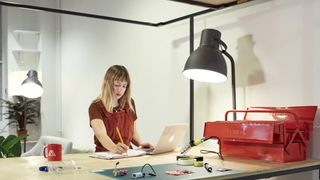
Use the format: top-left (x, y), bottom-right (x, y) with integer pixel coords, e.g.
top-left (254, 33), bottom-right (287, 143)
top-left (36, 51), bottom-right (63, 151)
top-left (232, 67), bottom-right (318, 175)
top-left (2, 1), bottom-right (320, 179)
top-left (59, 0), bottom-right (320, 152)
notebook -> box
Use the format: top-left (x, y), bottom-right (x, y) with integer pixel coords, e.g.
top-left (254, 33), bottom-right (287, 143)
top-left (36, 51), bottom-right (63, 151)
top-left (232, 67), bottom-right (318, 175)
top-left (141, 124), bottom-right (187, 155)
top-left (91, 149), bottom-right (146, 160)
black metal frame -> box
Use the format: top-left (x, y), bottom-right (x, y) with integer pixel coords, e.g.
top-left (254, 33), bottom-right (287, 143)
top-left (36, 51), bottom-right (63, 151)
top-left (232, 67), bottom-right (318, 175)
top-left (0, 0), bottom-right (242, 145)
top-left (2, 2), bottom-right (320, 180)
top-left (171, 0), bottom-right (244, 8)
top-left (0, 1), bottom-right (215, 27)
top-left (189, 17), bottom-right (195, 141)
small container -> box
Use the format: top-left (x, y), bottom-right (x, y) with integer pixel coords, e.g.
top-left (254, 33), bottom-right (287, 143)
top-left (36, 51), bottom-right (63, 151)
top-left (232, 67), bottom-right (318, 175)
top-left (193, 156), bottom-right (204, 167)
top-left (177, 157), bottom-right (194, 166)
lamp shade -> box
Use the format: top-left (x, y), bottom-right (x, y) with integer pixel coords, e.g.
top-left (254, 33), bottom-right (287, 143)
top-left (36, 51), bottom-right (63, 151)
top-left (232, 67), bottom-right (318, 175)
top-left (21, 70), bottom-right (43, 98)
top-left (183, 29), bottom-right (227, 83)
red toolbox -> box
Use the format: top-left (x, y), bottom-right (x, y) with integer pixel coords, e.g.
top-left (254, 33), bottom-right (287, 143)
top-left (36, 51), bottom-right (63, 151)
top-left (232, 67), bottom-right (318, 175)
top-left (204, 106), bottom-right (318, 162)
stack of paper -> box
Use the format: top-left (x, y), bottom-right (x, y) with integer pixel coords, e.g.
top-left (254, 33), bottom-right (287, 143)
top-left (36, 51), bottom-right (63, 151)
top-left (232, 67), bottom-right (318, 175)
top-left (90, 149), bottom-right (146, 159)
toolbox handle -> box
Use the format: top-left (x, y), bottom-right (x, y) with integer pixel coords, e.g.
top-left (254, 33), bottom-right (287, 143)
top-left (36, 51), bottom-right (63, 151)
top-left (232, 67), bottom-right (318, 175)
top-left (225, 109), bottom-right (299, 124)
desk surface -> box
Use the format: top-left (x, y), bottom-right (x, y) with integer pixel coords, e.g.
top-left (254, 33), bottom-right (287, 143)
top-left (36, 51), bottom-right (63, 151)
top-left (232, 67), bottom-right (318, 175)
top-left (1, 147), bottom-right (320, 180)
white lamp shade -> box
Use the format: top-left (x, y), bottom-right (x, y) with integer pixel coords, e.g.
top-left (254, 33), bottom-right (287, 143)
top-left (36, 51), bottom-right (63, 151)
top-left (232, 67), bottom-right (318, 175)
top-left (183, 69), bottom-right (227, 83)
top-left (21, 82), bottom-right (43, 98)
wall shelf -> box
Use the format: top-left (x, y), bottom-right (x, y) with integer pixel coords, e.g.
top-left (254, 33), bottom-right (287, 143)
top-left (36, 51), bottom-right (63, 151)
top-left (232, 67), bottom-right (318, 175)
top-left (12, 29), bottom-right (41, 70)
top-left (12, 50), bottom-right (40, 70)
top-left (12, 49), bottom-right (41, 54)
top-left (13, 30), bottom-right (40, 35)
top-left (13, 29), bottom-right (40, 50)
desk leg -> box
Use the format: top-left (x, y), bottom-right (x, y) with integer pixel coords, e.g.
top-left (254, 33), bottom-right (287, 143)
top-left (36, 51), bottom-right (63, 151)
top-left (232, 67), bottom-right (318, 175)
top-left (23, 139), bottom-right (26, 153)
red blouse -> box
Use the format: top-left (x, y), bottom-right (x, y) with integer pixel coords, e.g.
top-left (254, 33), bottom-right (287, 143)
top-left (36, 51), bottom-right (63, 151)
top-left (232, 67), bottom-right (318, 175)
top-left (88, 99), bottom-right (137, 152)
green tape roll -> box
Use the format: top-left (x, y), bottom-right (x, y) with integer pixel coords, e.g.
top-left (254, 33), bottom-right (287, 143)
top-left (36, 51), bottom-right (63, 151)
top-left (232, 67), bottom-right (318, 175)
top-left (193, 161), bottom-right (204, 167)
top-left (177, 158), bottom-right (194, 166)
top-left (176, 155), bottom-right (204, 167)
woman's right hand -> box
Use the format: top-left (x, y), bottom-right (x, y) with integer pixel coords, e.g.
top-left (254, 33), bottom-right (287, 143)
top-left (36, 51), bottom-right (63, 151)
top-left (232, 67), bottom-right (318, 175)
top-left (111, 143), bottom-right (129, 154)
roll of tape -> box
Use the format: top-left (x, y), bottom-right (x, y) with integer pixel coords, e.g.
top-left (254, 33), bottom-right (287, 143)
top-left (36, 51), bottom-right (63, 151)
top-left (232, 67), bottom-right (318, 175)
top-left (193, 156), bottom-right (204, 167)
top-left (177, 157), bottom-right (194, 166)
top-left (193, 161), bottom-right (204, 167)
top-left (176, 155), bottom-right (204, 166)
top-left (176, 155), bottom-right (190, 161)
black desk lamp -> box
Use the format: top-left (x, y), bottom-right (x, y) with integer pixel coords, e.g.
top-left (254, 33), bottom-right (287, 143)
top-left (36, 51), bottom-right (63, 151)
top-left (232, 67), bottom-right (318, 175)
top-left (183, 29), bottom-right (237, 122)
top-left (21, 70), bottom-right (43, 99)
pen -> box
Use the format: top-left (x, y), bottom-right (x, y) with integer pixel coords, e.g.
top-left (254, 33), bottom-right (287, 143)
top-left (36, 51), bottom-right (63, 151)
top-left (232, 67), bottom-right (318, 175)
top-left (204, 163), bottom-right (212, 173)
top-left (116, 127), bottom-right (124, 144)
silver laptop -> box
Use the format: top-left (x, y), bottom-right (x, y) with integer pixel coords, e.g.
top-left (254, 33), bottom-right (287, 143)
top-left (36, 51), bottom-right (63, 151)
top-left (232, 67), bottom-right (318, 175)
top-left (142, 124), bottom-right (187, 155)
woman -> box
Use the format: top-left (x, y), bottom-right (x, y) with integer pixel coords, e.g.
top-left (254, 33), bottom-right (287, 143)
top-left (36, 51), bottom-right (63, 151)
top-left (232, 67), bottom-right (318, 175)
top-left (88, 65), bottom-right (151, 153)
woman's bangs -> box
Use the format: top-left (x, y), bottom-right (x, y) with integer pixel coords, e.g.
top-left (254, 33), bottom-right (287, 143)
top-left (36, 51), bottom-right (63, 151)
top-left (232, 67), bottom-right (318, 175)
top-left (114, 71), bottom-right (129, 83)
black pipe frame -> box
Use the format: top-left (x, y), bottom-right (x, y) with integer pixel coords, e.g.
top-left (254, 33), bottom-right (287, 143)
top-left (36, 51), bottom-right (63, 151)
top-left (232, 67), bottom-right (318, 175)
top-left (189, 17), bottom-right (195, 141)
top-left (171, 0), bottom-right (243, 8)
top-left (0, 0), bottom-right (238, 143)
top-left (0, 1), bottom-right (215, 27)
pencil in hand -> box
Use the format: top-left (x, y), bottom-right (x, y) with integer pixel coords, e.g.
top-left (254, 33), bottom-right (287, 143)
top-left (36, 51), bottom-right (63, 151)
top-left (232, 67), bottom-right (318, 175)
top-left (116, 127), bottom-right (127, 154)
top-left (116, 127), bottom-right (124, 144)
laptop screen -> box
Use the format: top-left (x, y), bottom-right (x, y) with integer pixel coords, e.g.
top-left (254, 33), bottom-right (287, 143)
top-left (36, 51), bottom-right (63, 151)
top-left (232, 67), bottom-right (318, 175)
top-left (150, 124), bottom-right (187, 154)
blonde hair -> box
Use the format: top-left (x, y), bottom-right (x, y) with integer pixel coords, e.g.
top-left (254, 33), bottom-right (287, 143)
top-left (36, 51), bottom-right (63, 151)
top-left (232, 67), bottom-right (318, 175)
top-left (96, 65), bottom-right (134, 113)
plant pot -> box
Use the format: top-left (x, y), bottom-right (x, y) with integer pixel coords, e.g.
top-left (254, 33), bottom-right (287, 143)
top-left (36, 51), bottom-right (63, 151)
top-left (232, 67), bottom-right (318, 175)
top-left (17, 130), bottom-right (28, 141)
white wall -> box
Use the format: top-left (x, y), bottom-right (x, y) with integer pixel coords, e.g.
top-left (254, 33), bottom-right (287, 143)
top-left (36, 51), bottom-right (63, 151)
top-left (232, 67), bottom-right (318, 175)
top-left (38, 0), bottom-right (61, 137)
top-left (2, 0), bottom-right (320, 178)
top-left (190, 1), bottom-right (320, 179)
top-left (188, 0), bottom-right (320, 138)
top-left (59, 0), bottom-right (320, 150)
top-left (59, 0), bottom-right (206, 150)
top-left (59, 2), bottom-right (320, 179)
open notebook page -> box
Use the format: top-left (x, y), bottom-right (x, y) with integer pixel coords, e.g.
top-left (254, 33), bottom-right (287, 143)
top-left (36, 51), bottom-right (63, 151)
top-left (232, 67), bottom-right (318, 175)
top-left (90, 149), bottom-right (146, 159)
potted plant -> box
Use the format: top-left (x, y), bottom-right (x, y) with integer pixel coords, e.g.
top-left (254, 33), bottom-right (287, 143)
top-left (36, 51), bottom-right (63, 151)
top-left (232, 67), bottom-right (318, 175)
top-left (0, 134), bottom-right (28, 158)
top-left (0, 95), bottom-right (40, 137)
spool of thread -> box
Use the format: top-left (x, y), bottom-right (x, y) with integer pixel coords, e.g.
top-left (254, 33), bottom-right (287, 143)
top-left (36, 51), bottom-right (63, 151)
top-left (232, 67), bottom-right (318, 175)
top-left (193, 156), bottom-right (204, 167)
top-left (176, 155), bottom-right (204, 167)
top-left (177, 157), bottom-right (194, 166)
top-left (176, 155), bottom-right (190, 161)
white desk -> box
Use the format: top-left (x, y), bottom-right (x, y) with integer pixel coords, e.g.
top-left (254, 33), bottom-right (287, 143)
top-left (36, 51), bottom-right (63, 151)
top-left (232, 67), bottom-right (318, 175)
top-left (1, 147), bottom-right (320, 180)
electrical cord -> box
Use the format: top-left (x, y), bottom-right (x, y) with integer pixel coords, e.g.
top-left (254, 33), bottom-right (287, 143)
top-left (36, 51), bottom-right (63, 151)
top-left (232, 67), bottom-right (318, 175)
top-left (141, 163), bottom-right (157, 176)
top-left (200, 149), bottom-right (224, 160)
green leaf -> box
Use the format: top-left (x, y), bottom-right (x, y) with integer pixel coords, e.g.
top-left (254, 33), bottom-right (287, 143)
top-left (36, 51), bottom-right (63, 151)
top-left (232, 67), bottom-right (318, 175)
top-left (2, 135), bottom-right (20, 151)
top-left (0, 134), bottom-right (27, 158)
top-left (7, 139), bottom-right (22, 157)
top-left (0, 136), bottom-right (4, 144)
top-left (0, 148), bottom-right (6, 158)
top-left (3, 134), bottom-right (27, 151)
top-left (17, 133), bottom-right (28, 140)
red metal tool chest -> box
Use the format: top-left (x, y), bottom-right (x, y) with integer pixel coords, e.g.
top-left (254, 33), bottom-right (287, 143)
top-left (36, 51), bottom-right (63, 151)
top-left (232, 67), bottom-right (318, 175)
top-left (204, 106), bottom-right (318, 162)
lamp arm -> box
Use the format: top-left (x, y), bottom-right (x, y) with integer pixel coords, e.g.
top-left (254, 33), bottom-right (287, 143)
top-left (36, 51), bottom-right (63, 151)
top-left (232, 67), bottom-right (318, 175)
top-left (221, 50), bottom-right (237, 120)
top-left (218, 39), bottom-right (228, 51)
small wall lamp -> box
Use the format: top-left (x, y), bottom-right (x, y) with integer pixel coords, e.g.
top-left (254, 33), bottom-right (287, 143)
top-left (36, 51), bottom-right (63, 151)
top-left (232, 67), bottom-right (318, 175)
top-left (21, 70), bottom-right (43, 98)
top-left (183, 29), bottom-right (237, 120)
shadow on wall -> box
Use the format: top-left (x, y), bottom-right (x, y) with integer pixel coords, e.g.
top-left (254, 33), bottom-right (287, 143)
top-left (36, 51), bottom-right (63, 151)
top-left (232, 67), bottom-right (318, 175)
top-left (235, 34), bottom-right (265, 87)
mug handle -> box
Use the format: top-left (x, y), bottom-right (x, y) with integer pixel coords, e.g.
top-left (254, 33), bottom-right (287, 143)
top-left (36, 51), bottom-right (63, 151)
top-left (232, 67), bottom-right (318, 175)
top-left (43, 146), bottom-right (48, 158)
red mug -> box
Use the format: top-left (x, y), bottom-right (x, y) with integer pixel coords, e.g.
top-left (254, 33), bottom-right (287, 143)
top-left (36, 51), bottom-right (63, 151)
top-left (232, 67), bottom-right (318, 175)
top-left (43, 144), bottom-right (62, 161)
